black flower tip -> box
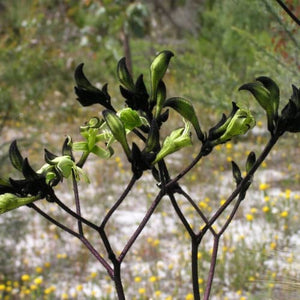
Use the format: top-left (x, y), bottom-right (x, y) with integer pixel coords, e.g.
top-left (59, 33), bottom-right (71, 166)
top-left (74, 63), bottom-right (114, 110)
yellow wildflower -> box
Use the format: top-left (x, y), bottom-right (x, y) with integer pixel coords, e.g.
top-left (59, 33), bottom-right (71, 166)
top-left (259, 183), bottom-right (270, 191)
top-left (262, 206), bottom-right (270, 213)
top-left (21, 274), bottom-right (30, 282)
top-left (246, 214), bottom-right (254, 221)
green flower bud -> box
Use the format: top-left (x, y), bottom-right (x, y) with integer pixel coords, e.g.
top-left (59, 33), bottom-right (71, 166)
top-left (246, 151), bottom-right (256, 173)
top-left (214, 108), bottom-right (255, 144)
top-left (231, 161), bottom-right (242, 185)
top-left (154, 80), bottom-right (166, 118)
top-left (103, 110), bottom-right (131, 160)
top-left (117, 57), bottom-right (135, 90)
top-left (51, 156), bottom-right (74, 178)
top-left (150, 50), bottom-right (174, 105)
top-left (256, 76), bottom-right (280, 116)
top-left (118, 107), bottom-right (143, 131)
top-left (0, 193), bottom-right (40, 214)
top-left (153, 120), bottom-right (192, 164)
top-left (163, 97), bottom-right (204, 141)
top-left (87, 117), bottom-right (102, 128)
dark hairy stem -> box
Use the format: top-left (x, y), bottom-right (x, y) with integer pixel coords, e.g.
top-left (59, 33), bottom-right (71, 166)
top-left (203, 237), bottom-right (220, 300)
top-left (200, 134), bottom-right (280, 299)
top-left (113, 261), bottom-right (126, 300)
top-left (191, 238), bottom-right (201, 300)
top-left (30, 203), bottom-right (81, 238)
top-left (179, 188), bottom-right (217, 236)
top-left (52, 194), bottom-right (99, 231)
top-left (119, 190), bottom-right (164, 262)
top-left (168, 192), bottom-right (195, 238)
top-left (166, 151), bottom-right (203, 189)
top-left (100, 174), bottom-right (137, 230)
top-left (30, 203), bottom-right (114, 276)
top-left (72, 171), bottom-right (83, 235)
top-left (205, 134), bottom-right (279, 232)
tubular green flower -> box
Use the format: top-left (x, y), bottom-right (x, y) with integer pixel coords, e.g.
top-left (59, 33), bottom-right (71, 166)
top-left (37, 156), bottom-right (89, 183)
top-left (239, 77), bottom-right (279, 133)
top-left (103, 110), bottom-right (131, 160)
top-left (153, 120), bottom-right (192, 164)
top-left (0, 193), bottom-right (41, 214)
top-left (213, 108), bottom-right (255, 145)
top-left (163, 97), bottom-right (204, 141)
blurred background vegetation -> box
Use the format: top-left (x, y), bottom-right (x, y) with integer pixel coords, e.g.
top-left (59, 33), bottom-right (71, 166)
top-left (0, 0), bottom-right (299, 131)
top-left (0, 1), bottom-right (300, 298)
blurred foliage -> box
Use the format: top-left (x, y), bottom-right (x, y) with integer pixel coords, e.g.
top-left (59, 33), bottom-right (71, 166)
top-left (0, 0), bottom-right (299, 127)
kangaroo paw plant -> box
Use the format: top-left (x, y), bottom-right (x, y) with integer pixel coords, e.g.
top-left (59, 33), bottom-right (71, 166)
top-left (1, 50), bottom-right (300, 300)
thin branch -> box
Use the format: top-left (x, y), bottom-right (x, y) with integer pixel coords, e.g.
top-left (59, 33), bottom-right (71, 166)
top-left (100, 174), bottom-right (137, 229)
top-left (30, 203), bottom-right (114, 277)
top-left (119, 190), bottom-right (164, 262)
top-left (79, 235), bottom-right (114, 278)
top-left (264, 0), bottom-right (299, 49)
top-left (218, 194), bottom-right (244, 237)
top-left (276, 0), bottom-right (300, 26)
top-left (205, 134), bottom-right (279, 232)
top-left (179, 188), bottom-right (217, 237)
top-left (30, 203), bottom-right (80, 238)
top-left (53, 195), bottom-right (99, 231)
top-left (166, 151), bottom-right (203, 189)
top-left (168, 192), bottom-right (196, 238)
